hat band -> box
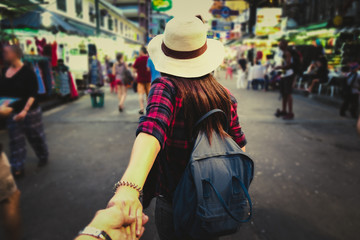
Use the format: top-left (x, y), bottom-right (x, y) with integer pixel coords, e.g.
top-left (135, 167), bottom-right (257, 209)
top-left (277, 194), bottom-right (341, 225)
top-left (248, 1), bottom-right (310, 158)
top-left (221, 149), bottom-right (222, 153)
top-left (161, 42), bottom-right (207, 60)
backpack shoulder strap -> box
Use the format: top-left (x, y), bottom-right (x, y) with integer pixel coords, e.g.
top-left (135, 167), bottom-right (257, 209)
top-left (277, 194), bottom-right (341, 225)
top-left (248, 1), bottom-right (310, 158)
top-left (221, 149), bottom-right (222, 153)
top-left (194, 109), bottom-right (229, 132)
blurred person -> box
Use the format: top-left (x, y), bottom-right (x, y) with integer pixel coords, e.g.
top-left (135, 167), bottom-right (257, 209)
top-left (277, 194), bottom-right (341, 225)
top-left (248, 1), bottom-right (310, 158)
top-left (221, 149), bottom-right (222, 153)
top-left (357, 116), bottom-right (360, 135)
top-left (237, 53), bottom-right (247, 89)
top-left (0, 45), bottom-right (49, 178)
top-left (147, 57), bottom-right (161, 83)
top-left (107, 16), bottom-right (247, 240)
top-left (306, 54), bottom-right (328, 93)
top-left (108, 62), bottom-right (117, 94)
top-left (340, 63), bottom-right (359, 118)
top-left (75, 205), bottom-right (149, 240)
top-left (274, 40), bottom-right (296, 120)
top-left (225, 59), bottom-right (234, 80)
top-left (113, 53), bottom-right (128, 112)
top-left (0, 102), bottom-right (22, 240)
top-left (133, 46), bottom-right (151, 115)
top-left (251, 61), bottom-right (266, 90)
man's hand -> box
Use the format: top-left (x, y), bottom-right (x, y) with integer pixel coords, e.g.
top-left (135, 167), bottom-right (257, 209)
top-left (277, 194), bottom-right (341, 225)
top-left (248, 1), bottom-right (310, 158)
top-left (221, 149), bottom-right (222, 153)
top-left (13, 110), bottom-right (27, 121)
top-left (0, 102), bottom-right (13, 117)
top-left (77, 205), bottom-right (149, 240)
top-left (107, 187), bottom-right (144, 239)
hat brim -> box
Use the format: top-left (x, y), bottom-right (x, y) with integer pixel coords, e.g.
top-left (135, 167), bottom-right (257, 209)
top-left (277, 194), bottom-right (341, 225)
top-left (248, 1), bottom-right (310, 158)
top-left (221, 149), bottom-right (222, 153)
top-left (148, 34), bottom-right (225, 78)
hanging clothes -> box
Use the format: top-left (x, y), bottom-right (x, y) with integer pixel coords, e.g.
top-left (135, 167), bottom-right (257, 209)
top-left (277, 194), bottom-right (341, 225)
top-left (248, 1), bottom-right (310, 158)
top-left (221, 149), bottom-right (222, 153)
top-left (34, 63), bottom-right (46, 95)
top-left (90, 58), bottom-right (103, 86)
top-left (34, 37), bottom-right (46, 55)
top-left (51, 41), bottom-right (58, 67)
top-left (68, 72), bottom-right (79, 99)
top-left (53, 64), bottom-right (71, 96)
top-left (38, 60), bottom-right (53, 96)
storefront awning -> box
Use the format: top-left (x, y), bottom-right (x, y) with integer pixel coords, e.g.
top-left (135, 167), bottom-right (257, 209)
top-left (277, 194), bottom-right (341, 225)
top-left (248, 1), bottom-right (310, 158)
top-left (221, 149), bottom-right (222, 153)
top-left (1, 8), bottom-right (82, 35)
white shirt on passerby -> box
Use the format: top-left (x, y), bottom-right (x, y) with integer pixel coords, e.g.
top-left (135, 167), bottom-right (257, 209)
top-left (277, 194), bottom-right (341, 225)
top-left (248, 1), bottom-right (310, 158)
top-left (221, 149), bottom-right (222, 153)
top-left (252, 63), bottom-right (265, 80)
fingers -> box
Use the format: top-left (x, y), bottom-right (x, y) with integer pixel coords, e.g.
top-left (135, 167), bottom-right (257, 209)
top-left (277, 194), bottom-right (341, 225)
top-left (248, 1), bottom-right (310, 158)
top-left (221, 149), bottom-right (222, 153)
top-left (142, 213), bottom-right (149, 225)
top-left (136, 208), bottom-right (143, 237)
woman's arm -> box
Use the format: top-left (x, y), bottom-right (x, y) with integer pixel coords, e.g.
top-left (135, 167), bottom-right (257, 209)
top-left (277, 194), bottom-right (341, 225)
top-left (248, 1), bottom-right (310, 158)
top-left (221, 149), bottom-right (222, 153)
top-left (108, 133), bottom-right (160, 239)
top-left (112, 63), bottom-right (116, 76)
top-left (14, 97), bottom-right (34, 121)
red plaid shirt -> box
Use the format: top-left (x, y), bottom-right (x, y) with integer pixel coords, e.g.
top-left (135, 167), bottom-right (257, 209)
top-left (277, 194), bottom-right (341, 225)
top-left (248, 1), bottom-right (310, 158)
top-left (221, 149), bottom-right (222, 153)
top-left (137, 77), bottom-right (247, 207)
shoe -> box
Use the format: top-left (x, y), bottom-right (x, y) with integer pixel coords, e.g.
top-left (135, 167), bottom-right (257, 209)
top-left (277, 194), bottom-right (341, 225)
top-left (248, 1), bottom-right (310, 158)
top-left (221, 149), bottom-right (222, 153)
top-left (139, 110), bottom-right (144, 115)
top-left (119, 106), bottom-right (123, 112)
top-left (283, 113), bottom-right (294, 120)
top-left (275, 109), bottom-right (287, 118)
top-left (11, 167), bottom-right (25, 179)
top-left (38, 159), bottom-right (48, 167)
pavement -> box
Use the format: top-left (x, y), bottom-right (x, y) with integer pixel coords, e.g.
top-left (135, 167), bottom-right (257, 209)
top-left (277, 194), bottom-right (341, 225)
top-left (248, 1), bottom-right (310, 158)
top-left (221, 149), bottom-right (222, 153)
top-left (0, 75), bottom-right (359, 240)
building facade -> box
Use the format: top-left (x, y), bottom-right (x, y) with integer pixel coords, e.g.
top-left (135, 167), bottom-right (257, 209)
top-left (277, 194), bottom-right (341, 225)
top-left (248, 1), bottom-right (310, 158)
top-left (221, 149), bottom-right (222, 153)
top-left (107, 0), bottom-right (151, 42)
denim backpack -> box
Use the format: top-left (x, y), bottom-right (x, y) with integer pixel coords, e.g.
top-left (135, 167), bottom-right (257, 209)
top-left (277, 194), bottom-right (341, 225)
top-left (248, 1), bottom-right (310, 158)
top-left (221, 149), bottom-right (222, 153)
top-left (173, 109), bottom-right (254, 239)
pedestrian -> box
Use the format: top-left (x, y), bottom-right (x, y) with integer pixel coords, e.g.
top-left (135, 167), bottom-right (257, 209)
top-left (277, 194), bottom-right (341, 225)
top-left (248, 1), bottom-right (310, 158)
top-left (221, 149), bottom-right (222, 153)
top-left (251, 61), bottom-right (266, 90)
top-left (107, 16), bottom-right (247, 240)
top-left (306, 53), bottom-right (328, 94)
top-left (133, 46), bottom-right (151, 115)
top-left (108, 62), bottom-right (117, 94)
top-left (0, 102), bottom-right (21, 240)
top-left (340, 63), bottom-right (359, 118)
top-left (274, 39), bottom-right (296, 120)
top-left (237, 53), bottom-right (247, 89)
top-left (147, 57), bottom-right (161, 83)
top-left (0, 45), bottom-right (49, 178)
top-left (225, 59), bottom-right (234, 80)
top-left (113, 53), bottom-right (128, 112)
top-left (357, 116), bottom-right (360, 135)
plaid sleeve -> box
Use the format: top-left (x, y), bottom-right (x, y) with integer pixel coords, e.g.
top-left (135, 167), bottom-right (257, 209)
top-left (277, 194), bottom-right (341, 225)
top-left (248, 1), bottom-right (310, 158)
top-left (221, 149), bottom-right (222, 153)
top-left (228, 94), bottom-right (247, 148)
top-left (136, 78), bottom-right (176, 148)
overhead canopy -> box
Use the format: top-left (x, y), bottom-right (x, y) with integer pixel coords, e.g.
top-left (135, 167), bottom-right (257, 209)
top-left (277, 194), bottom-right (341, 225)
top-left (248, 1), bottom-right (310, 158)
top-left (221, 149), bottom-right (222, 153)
top-left (1, 8), bottom-right (85, 36)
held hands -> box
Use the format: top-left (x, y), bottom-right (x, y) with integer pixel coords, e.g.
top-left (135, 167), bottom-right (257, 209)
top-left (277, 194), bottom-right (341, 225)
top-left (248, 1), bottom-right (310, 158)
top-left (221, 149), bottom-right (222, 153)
top-left (13, 110), bottom-right (27, 121)
top-left (79, 204), bottom-right (148, 240)
top-left (108, 187), bottom-right (144, 240)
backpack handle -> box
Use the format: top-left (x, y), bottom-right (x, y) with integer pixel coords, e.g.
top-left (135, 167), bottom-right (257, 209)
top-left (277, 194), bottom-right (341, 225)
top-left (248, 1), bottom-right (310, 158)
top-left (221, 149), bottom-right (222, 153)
top-left (194, 109), bottom-right (229, 132)
top-left (203, 177), bottom-right (252, 223)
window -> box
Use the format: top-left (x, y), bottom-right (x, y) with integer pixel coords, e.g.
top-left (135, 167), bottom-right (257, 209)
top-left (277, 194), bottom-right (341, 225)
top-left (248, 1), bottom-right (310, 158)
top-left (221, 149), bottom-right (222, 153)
top-left (100, 15), bottom-right (105, 27)
top-left (108, 16), bottom-right (113, 30)
top-left (120, 22), bottom-right (123, 34)
top-left (75, 0), bottom-right (83, 18)
top-left (89, 4), bottom-right (96, 23)
top-left (57, 0), bottom-right (66, 12)
top-left (115, 19), bottom-right (118, 32)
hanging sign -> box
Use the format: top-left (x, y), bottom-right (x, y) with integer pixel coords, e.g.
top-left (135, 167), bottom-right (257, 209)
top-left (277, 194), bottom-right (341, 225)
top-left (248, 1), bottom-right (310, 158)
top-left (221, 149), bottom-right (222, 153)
top-left (152, 0), bottom-right (172, 12)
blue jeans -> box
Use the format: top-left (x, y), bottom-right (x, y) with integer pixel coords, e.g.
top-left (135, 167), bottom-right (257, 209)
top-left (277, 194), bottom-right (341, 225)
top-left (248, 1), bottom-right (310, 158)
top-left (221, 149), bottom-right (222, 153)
top-left (155, 196), bottom-right (219, 240)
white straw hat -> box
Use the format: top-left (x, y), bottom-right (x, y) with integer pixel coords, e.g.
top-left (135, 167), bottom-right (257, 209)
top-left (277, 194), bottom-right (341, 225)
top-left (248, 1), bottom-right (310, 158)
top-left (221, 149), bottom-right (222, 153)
top-left (148, 16), bottom-right (225, 78)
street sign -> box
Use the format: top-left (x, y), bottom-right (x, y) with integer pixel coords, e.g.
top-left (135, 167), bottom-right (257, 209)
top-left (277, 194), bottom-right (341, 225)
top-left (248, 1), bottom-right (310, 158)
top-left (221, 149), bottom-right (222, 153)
top-left (211, 20), bottom-right (234, 31)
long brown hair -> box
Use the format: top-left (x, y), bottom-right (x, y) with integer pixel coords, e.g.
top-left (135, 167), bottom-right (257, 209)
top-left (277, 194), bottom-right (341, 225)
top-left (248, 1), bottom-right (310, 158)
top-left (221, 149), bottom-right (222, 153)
top-left (164, 73), bottom-right (232, 142)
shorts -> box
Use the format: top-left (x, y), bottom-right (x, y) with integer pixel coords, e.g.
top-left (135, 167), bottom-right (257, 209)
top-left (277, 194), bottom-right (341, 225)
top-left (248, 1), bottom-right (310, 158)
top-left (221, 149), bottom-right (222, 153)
top-left (115, 79), bottom-right (123, 86)
top-left (0, 152), bottom-right (17, 202)
top-left (279, 75), bottom-right (295, 97)
top-left (137, 82), bottom-right (151, 95)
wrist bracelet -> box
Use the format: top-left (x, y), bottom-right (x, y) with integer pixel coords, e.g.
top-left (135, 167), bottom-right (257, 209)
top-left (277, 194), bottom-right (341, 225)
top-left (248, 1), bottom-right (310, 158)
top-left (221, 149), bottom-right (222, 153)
top-left (114, 180), bottom-right (143, 197)
top-left (79, 226), bottom-right (111, 240)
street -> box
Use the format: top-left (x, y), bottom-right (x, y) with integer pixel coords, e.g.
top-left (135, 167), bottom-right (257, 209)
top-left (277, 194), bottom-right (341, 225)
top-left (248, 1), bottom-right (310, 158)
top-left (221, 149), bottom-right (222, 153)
top-left (1, 77), bottom-right (359, 240)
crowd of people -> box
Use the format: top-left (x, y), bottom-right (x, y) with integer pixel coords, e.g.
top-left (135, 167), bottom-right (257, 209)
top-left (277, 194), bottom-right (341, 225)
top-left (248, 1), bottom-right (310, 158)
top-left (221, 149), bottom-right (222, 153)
top-left (223, 39), bottom-right (360, 121)
top-left (0, 15), bottom-right (359, 240)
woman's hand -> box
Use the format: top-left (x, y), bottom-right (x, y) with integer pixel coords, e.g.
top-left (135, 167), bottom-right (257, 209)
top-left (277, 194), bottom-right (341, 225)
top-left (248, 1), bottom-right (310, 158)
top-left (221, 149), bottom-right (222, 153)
top-left (13, 110), bottom-right (27, 121)
top-left (76, 205), bottom-right (148, 240)
top-left (108, 187), bottom-right (143, 240)
top-left (0, 102), bottom-right (13, 117)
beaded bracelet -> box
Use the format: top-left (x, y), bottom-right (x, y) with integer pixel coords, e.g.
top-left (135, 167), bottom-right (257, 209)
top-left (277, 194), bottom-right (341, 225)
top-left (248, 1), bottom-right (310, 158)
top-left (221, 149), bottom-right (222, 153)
top-left (114, 180), bottom-right (143, 198)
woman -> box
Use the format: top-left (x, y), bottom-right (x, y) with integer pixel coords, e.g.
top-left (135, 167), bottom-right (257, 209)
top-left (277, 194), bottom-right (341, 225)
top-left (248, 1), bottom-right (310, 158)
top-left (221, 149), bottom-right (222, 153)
top-left (107, 16), bottom-right (247, 240)
top-left (113, 53), bottom-right (127, 112)
top-left (0, 45), bottom-right (49, 178)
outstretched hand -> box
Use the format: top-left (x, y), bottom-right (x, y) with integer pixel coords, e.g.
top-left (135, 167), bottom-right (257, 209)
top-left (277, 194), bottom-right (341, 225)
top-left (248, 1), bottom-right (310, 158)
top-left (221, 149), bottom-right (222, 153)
top-left (108, 187), bottom-right (144, 240)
